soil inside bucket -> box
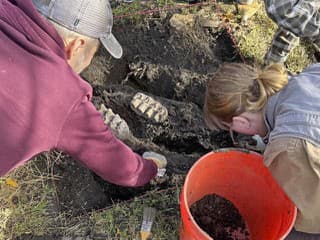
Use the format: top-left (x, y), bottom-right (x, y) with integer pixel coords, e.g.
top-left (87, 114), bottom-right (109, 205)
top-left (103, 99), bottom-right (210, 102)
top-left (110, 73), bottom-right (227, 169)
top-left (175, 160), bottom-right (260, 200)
top-left (190, 193), bottom-right (250, 240)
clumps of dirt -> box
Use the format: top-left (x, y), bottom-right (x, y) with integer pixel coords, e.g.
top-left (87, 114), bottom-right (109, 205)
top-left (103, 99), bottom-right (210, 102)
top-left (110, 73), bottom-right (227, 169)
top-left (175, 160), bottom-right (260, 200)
top-left (51, 154), bottom-right (108, 215)
top-left (190, 193), bottom-right (250, 240)
top-left (54, 8), bottom-right (238, 214)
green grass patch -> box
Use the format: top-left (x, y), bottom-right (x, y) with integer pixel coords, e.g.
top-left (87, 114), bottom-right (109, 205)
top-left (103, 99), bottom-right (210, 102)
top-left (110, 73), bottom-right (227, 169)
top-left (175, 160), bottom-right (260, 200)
top-left (113, 0), bottom-right (177, 24)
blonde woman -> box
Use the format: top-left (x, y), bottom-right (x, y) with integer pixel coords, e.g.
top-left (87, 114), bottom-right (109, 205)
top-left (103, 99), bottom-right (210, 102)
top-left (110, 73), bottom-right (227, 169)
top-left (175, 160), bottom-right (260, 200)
top-left (204, 63), bottom-right (320, 239)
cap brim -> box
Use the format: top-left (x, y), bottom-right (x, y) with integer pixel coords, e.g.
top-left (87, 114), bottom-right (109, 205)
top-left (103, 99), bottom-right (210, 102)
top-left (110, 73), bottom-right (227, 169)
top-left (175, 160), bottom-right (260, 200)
top-left (100, 34), bottom-right (123, 59)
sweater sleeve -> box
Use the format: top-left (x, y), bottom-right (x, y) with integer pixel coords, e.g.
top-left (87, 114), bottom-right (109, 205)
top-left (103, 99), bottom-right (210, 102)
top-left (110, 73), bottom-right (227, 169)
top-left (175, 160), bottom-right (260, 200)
top-left (265, 0), bottom-right (320, 38)
top-left (55, 97), bottom-right (157, 187)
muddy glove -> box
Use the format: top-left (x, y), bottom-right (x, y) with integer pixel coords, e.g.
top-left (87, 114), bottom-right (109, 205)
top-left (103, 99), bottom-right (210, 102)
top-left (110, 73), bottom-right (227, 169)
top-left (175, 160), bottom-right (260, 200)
top-left (143, 151), bottom-right (167, 169)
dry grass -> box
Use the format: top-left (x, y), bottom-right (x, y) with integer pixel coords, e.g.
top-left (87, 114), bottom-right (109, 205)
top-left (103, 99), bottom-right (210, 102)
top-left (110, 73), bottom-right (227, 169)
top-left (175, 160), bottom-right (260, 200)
top-left (0, 153), bottom-right (60, 239)
top-left (0, 152), bottom-right (182, 239)
top-left (0, 1), bottom-right (315, 239)
top-left (224, 0), bottom-right (314, 72)
top-left (89, 188), bottom-right (181, 239)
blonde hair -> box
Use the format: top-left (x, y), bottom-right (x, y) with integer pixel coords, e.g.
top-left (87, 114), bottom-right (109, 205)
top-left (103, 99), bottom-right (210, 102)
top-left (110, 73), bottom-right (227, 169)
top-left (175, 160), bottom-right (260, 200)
top-left (204, 63), bottom-right (288, 130)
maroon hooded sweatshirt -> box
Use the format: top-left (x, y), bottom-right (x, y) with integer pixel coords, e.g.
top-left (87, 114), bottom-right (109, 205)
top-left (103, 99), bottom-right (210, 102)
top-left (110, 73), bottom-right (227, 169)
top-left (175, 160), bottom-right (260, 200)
top-left (0, 0), bottom-right (157, 186)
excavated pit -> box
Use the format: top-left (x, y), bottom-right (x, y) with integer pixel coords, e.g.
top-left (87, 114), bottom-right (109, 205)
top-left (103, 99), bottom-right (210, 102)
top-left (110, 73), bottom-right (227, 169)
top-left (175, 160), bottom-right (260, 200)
top-left (50, 10), bottom-right (240, 215)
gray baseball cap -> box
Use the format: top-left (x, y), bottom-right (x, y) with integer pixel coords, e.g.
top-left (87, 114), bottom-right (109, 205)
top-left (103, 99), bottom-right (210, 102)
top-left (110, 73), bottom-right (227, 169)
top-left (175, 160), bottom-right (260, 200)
top-left (32, 0), bottom-right (123, 59)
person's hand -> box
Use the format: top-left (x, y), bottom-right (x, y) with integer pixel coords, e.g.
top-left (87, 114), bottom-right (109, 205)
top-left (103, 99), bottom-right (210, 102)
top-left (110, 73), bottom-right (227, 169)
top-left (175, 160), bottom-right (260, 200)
top-left (244, 135), bottom-right (266, 152)
top-left (234, 134), bottom-right (266, 152)
top-left (143, 151), bottom-right (167, 169)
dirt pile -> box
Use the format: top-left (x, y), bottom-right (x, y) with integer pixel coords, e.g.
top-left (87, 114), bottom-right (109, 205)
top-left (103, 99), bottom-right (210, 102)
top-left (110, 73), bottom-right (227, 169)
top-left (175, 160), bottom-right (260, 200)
top-left (190, 193), bottom-right (250, 240)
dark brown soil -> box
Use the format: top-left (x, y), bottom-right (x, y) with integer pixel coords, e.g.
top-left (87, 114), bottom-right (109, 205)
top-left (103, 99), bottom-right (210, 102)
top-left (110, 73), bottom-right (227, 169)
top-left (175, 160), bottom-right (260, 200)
top-left (42, 5), bottom-right (240, 217)
top-left (190, 193), bottom-right (250, 240)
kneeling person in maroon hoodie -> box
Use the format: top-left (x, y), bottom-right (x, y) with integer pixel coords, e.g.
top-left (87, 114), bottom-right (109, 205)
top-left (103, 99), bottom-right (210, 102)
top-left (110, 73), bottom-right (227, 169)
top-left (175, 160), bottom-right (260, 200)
top-left (0, 0), bottom-right (166, 186)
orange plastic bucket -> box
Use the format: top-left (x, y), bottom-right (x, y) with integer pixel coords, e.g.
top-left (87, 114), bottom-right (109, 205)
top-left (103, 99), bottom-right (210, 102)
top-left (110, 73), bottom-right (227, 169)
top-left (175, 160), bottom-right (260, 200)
top-left (180, 148), bottom-right (297, 240)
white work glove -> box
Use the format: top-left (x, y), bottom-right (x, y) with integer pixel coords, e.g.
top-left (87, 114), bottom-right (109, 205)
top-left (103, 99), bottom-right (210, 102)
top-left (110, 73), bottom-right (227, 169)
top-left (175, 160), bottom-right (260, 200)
top-left (143, 151), bottom-right (167, 169)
